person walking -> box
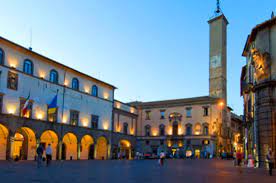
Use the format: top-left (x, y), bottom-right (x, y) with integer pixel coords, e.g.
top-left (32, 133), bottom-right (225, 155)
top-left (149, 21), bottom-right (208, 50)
top-left (46, 144), bottom-right (53, 167)
top-left (36, 144), bottom-right (44, 168)
top-left (159, 151), bottom-right (165, 166)
top-left (267, 148), bottom-right (274, 176)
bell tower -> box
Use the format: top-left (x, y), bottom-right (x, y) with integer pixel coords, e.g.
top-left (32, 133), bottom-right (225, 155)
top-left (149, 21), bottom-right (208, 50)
top-left (208, 0), bottom-right (228, 105)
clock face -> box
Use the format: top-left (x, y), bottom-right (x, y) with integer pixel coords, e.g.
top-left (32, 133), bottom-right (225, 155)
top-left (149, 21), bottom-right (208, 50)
top-left (210, 55), bottom-right (221, 68)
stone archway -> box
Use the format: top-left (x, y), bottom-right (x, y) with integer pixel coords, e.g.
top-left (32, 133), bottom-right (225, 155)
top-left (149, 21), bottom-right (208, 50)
top-left (95, 136), bottom-right (108, 160)
top-left (0, 124), bottom-right (9, 160)
top-left (62, 133), bottom-right (78, 160)
top-left (40, 130), bottom-right (59, 160)
top-left (119, 139), bottom-right (132, 159)
top-left (80, 135), bottom-right (94, 160)
top-left (11, 127), bottom-right (36, 160)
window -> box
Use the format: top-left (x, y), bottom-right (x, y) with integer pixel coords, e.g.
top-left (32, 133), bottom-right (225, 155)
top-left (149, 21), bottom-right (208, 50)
top-left (91, 115), bottom-right (99, 129)
top-left (123, 123), bottom-right (128, 134)
top-left (23, 59), bottom-right (33, 75)
top-left (20, 99), bottom-right (33, 118)
top-left (47, 107), bottom-right (58, 122)
top-left (145, 140), bottom-right (150, 145)
top-left (194, 124), bottom-right (201, 135)
top-left (92, 85), bottom-right (98, 97)
top-left (70, 110), bottom-right (79, 126)
top-left (186, 124), bottom-right (192, 135)
top-left (50, 70), bottom-right (59, 84)
top-left (72, 78), bottom-right (79, 90)
top-left (203, 107), bottom-right (209, 116)
top-left (160, 140), bottom-right (164, 145)
top-left (145, 111), bottom-right (151, 120)
top-left (7, 71), bottom-right (18, 90)
top-left (160, 110), bottom-right (165, 119)
top-left (0, 95), bottom-right (3, 113)
top-left (159, 124), bottom-right (165, 136)
top-left (0, 48), bottom-right (4, 65)
top-left (186, 108), bottom-right (192, 118)
top-left (145, 125), bottom-right (151, 136)
top-left (203, 125), bottom-right (209, 135)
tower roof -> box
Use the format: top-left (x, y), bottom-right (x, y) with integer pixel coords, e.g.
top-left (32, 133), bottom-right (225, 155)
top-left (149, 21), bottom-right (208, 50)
top-left (208, 14), bottom-right (229, 25)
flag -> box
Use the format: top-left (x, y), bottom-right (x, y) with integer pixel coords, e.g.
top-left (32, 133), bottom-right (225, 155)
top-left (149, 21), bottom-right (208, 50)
top-left (48, 95), bottom-right (57, 114)
top-left (22, 93), bottom-right (30, 116)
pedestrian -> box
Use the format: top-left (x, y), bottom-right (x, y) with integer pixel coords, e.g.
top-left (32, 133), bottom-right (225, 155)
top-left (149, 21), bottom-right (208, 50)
top-left (46, 144), bottom-right (52, 167)
top-left (159, 151), bottom-right (165, 166)
top-left (266, 148), bottom-right (274, 176)
top-left (236, 150), bottom-right (243, 174)
top-left (247, 154), bottom-right (254, 168)
top-left (36, 144), bottom-right (44, 168)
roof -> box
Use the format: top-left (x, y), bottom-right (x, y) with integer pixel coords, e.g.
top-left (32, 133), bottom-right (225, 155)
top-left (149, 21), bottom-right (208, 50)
top-left (242, 16), bottom-right (276, 56)
top-left (208, 14), bottom-right (229, 25)
top-left (128, 96), bottom-right (220, 108)
top-left (0, 36), bottom-right (117, 89)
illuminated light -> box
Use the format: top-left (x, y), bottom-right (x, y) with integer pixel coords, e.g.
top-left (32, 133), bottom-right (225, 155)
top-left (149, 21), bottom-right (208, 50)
top-left (115, 102), bottom-right (121, 109)
top-left (178, 141), bottom-right (183, 147)
top-left (116, 125), bottom-right (121, 132)
top-left (152, 129), bottom-right (158, 136)
top-left (64, 80), bottom-right (69, 86)
top-left (178, 127), bottom-right (183, 135)
top-left (218, 100), bottom-right (224, 108)
top-left (103, 122), bottom-right (109, 130)
top-left (36, 113), bottom-right (43, 120)
top-left (39, 71), bottom-right (46, 79)
top-left (195, 131), bottom-right (200, 135)
top-left (167, 127), bottom-right (172, 135)
top-left (130, 107), bottom-right (135, 113)
top-left (130, 128), bottom-right (134, 135)
top-left (7, 105), bottom-right (16, 114)
top-left (84, 87), bottom-right (89, 93)
top-left (62, 116), bottom-right (67, 123)
top-left (167, 140), bottom-right (172, 147)
top-left (103, 92), bottom-right (109, 100)
top-left (82, 119), bottom-right (89, 127)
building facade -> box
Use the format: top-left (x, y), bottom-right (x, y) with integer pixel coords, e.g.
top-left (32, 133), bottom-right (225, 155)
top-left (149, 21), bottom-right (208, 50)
top-left (0, 6), bottom-right (242, 161)
top-left (0, 36), bottom-right (136, 161)
top-left (241, 15), bottom-right (276, 166)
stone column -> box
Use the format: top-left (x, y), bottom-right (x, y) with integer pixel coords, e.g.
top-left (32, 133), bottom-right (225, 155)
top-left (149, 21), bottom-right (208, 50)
top-left (77, 142), bottom-right (81, 160)
top-left (6, 135), bottom-right (14, 160)
top-left (58, 141), bottom-right (62, 160)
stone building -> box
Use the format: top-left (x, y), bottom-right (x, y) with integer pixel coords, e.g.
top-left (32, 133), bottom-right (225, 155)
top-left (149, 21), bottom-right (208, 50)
top-left (241, 15), bottom-right (276, 166)
top-left (0, 36), bottom-right (137, 161)
top-left (128, 9), bottom-right (240, 158)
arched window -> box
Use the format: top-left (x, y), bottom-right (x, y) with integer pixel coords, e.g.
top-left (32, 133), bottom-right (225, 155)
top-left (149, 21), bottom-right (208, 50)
top-left (92, 85), bottom-right (98, 97)
top-left (194, 123), bottom-right (202, 135)
top-left (123, 123), bottom-right (128, 134)
top-left (145, 125), bottom-right (151, 136)
top-left (0, 48), bottom-right (4, 65)
top-left (186, 124), bottom-right (192, 136)
top-left (50, 69), bottom-right (59, 84)
top-left (72, 78), bottom-right (79, 90)
top-left (172, 121), bottom-right (178, 136)
top-left (203, 123), bottom-right (209, 135)
top-left (159, 124), bottom-right (165, 136)
top-left (23, 59), bottom-right (33, 75)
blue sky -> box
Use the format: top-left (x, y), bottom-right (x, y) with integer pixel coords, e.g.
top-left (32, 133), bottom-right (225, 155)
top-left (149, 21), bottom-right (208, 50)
top-left (0, 0), bottom-right (275, 115)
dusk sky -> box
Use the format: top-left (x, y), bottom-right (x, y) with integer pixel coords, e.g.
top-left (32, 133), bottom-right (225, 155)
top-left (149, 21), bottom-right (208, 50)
top-left (1, 0), bottom-right (275, 115)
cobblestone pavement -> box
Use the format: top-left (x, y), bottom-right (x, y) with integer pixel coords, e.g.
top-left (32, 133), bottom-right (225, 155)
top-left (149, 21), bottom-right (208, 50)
top-left (0, 159), bottom-right (275, 183)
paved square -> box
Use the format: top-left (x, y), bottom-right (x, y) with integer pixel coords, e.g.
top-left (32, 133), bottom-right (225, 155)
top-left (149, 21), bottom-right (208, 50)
top-left (0, 160), bottom-right (275, 183)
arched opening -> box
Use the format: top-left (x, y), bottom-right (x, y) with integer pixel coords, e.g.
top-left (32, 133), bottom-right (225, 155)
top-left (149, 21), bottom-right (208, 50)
top-left (95, 136), bottom-right (108, 160)
top-left (40, 130), bottom-right (58, 160)
top-left (11, 127), bottom-right (36, 160)
top-left (62, 133), bottom-right (78, 160)
top-left (172, 121), bottom-right (178, 136)
top-left (0, 124), bottom-right (9, 160)
top-left (118, 139), bottom-right (132, 159)
top-left (194, 123), bottom-right (202, 135)
top-left (80, 135), bottom-right (94, 160)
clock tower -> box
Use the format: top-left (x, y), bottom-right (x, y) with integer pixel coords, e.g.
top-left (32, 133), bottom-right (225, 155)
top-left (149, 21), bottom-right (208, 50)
top-left (208, 3), bottom-right (228, 105)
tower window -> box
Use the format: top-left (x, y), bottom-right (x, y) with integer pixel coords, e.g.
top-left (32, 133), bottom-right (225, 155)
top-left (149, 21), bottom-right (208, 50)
top-left (7, 71), bottom-right (18, 90)
top-left (70, 110), bottom-right (79, 126)
top-left (186, 108), bottom-right (192, 118)
top-left (160, 110), bottom-right (165, 119)
top-left (0, 48), bottom-right (4, 65)
top-left (123, 123), bottom-right (128, 134)
top-left (92, 85), bottom-right (98, 97)
top-left (203, 107), bottom-right (209, 116)
top-left (145, 111), bottom-right (151, 120)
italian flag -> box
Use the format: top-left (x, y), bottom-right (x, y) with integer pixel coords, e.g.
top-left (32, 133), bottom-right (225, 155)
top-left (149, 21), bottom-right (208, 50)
top-left (22, 93), bottom-right (30, 117)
